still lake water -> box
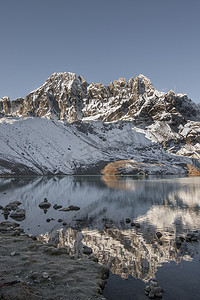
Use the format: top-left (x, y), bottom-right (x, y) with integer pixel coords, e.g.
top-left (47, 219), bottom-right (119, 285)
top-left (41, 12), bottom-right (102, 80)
top-left (0, 175), bottom-right (200, 299)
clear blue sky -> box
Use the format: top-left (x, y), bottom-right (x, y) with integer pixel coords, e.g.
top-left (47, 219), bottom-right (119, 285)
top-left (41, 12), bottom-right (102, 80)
top-left (0, 0), bottom-right (200, 103)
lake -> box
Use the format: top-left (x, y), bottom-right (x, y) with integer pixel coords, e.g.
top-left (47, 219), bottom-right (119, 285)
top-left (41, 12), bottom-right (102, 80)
top-left (0, 175), bottom-right (200, 299)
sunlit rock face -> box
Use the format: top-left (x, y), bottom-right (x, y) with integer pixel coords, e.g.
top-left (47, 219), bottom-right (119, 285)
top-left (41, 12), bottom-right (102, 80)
top-left (0, 72), bottom-right (200, 175)
top-left (1, 72), bottom-right (200, 125)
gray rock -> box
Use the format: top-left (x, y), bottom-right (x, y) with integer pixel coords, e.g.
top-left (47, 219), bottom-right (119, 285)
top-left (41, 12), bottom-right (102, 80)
top-left (53, 204), bottom-right (62, 210)
top-left (150, 281), bottom-right (158, 288)
top-left (135, 223), bottom-right (140, 228)
top-left (148, 291), bottom-right (155, 299)
top-left (42, 272), bottom-right (49, 279)
top-left (68, 205), bottom-right (80, 211)
top-left (151, 286), bottom-right (162, 294)
top-left (154, 292), bottom-right (162, 298)
top-left (125, 218), bottom-right (131, 224)
top-left (145, 285), bottom-right (151, 292)
top-left (10, 209), bottom-right (26, 221)
top-left (82, 246), bottom-right (93, 255)
top-left (59, 207), bottom-right (70, 211)
top-left (39, 198), bottom-right (51, 209)
top-left (156, 232), bottom-right (162, 239)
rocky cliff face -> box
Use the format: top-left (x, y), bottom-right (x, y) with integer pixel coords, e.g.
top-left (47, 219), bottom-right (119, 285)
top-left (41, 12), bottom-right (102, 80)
top-left (2, 72), bottom-right (200, 123)
top-left (0, 72), bottom-right (200, 175)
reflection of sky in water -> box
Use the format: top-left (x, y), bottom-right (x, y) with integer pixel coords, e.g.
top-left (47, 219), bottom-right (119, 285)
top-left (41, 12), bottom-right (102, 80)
top-left (0, 176), bottom-right (200, 284)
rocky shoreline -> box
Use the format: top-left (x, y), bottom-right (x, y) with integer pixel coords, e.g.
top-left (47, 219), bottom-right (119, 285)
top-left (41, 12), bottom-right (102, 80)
top-left (0, 221), bottom-right (109, 300)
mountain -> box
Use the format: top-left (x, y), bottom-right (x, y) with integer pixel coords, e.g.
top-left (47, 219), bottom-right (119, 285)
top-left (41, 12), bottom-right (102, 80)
top-left (0, 72), bottom-right (200, 175)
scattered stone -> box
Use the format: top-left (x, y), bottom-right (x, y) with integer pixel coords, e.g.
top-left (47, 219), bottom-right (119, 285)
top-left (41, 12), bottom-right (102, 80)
top-left (148, 291), bottom-right (155, 299)
top-left (53, 204), bottom-right (62, 210)
top-left (3, 209), bottom-right (10, 218)
top-left (156, 232), bottom-right (162, 239)
top-left (10, 209), bottom-right (26, 221)
top-left (135, 223), bottom-right (140, 228)
top-left (46, 218), bottom-right (51, 222)
top-left (62, 222), bottom-right (67, 226)
top-left (58, 219), bottom-right (63, 223)
top-left (11, 251), bottom-right (16, 256)
top-left (176, 237), bottom-right (182, 249)
top-left (39, 198), bottom-right (51, 209)
top-left (68, 205), bottom-right (80, 211)
top-left (179, 236), bottom-right (185, 242)
top-left (4, 203), bottom-right (18, 211)
top-left (12, 201), bottom-right (22, 206)
top-left (59, 207), bottom-right (70, 212)
top-left (42, 272), bottom-right (49, 279)
top-left (155, 292), bottom-right (162, 298)
top-left (34, 279), bottom-right (41, 284)
top-left (145, 278), bottom-right (164, 299)
top-left (145, 285), bottom-right (151, 292)
top-left (131, 222), bottom-right (135, 227)
top-left (125, 218), bottom-right (131, 224)
top-left (30, 272), bottom-right (40, 280)
top-left (82, 246), bottom-right (93, 255)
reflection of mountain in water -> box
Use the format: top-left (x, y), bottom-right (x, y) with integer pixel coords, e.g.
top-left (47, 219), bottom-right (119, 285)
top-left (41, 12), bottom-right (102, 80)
top-left (41, 223), bottom-right (200, 283)
top-left (1, 176), bottom-right (200, 281)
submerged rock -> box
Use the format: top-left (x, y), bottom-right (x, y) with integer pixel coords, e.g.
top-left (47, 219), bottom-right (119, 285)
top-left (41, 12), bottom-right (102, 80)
top-left (125, 218), bottom-right (131, 224)
top-left (53, 204), bottom-right (62, 210)
top-left (39, 198), bottom-right (51, 209)
top-left (10, 209), bottom-right (26, 221)
top-left (68, 205), bottom-right (80, 211)
top-left (59, 205), bottom-right (80, 212)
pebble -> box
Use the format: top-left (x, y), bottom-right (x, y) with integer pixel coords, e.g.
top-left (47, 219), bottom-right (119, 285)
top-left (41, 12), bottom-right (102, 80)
top-left (82, 246), bottom-right (93, 255)
top-left (39, 198), bottom-right (51, 209)
top-left (53, 204), bottom-right (62, 210)
top-left (10, 251), bottom-right (16, 256)
top-left (135, 223), bottom-right (140, 228)
top-left (34, 279), bottom-right (40, 284)
top-left (58, 219), bottom-right (63, 223)
top-left (30, 272), bottom-right (40, 280)
top-left (125, 218), bottom-right (131, 224)
top-left (68, 205), bottom-right (80, 211)
top-left (131, 222), bottom-right (135, 227)
top-left (46, 218), bottom-right (51, 222)
top-left (42, 272), bottom-right (49, 279)
top-left (59, 208), bottom-right (70, 212)
top-left (145, 278), bottom-right (164, 299)
top-left (155, 292), bottom-right (162, 298)
top-left (156, 232), bottom-right (162, 239)
top-left (148, 291), bottom-right (155, 299)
